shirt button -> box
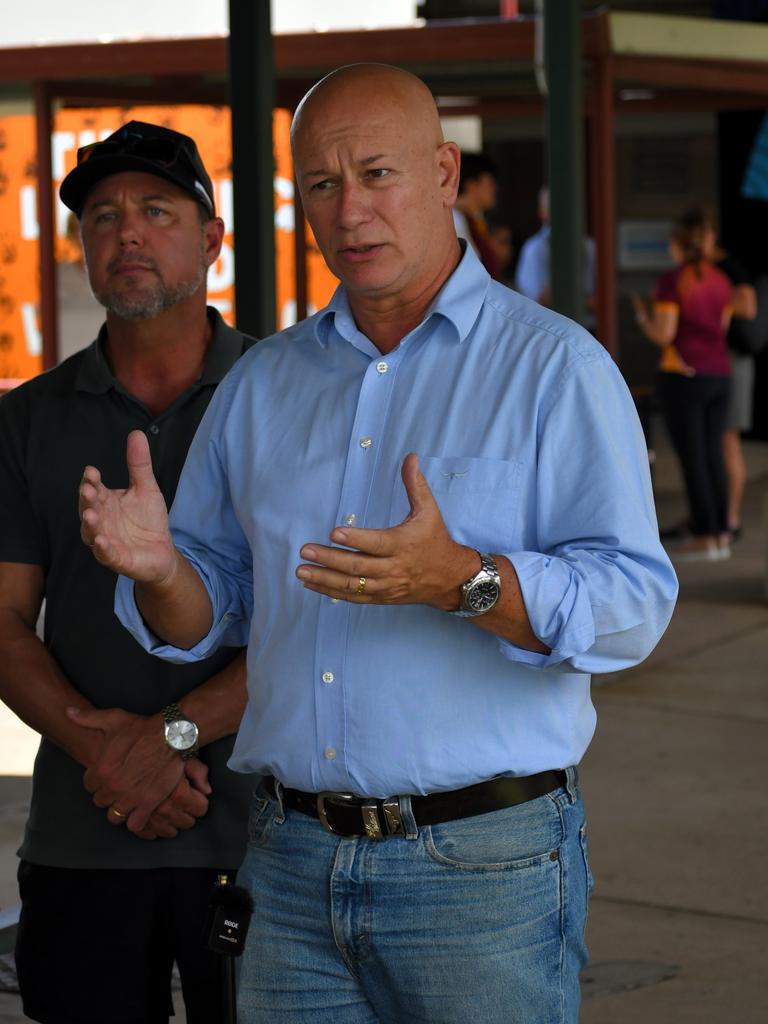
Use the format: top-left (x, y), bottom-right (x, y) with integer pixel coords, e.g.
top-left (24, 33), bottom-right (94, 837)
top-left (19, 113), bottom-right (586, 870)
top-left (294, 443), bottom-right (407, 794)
top-left (344, 514), bottom-right (357, 526)
top-left (322, 671), bottom-right (334, 684)
top-left (360, 437), bottom-right (373, 449)
top-left (376, 361), bottom-right (388, 374)
top-left (149, 424), bottom-right (160, 435)
top-left (330, 598), bottom-right (340, 604)
top-left (324, 748), bottom-right (337, 760)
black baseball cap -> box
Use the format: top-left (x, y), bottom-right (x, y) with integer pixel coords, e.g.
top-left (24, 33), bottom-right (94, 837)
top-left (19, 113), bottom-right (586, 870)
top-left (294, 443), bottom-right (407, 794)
top-left (60, 120), bottom-right (216, 218)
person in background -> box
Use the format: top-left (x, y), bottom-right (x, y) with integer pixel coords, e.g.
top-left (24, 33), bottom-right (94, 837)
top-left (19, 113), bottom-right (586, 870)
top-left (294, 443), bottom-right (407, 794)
top-left (452, 151), bottom-right (504, 280)
top-left (488, 221), bottom-right (515, 285)
top-left (0, 121), bottom-right (254, 1023)
top-left (713, 237), bottom-right (757, 541)
top-left (633, 208), bottom-right (734, 562)
top-left (80, 65), bottom-right (677, 1024)
top-left (515, 184), bottom-right (596, 330)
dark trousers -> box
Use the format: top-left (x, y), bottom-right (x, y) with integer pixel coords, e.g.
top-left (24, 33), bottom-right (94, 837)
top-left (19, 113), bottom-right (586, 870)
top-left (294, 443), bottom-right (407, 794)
top-left (657, 372), bottom-right (730, 536)
top-left (15, 862), bottom-right (231, 1024)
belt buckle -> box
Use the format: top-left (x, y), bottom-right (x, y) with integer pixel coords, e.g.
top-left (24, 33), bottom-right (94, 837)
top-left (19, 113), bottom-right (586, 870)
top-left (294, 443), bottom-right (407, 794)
top-left (316, 792), bottom-right (405, 839)
top-left (316, 791), bottom-right (359, 837)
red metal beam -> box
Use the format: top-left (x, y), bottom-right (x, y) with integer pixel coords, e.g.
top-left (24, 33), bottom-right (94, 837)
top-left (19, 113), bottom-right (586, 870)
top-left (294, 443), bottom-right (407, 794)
top-left (0, 21), bottom-right (538, 84)
top-left (33, 82), bottom-right (57, 370)
top-left (611, 54), bottom-right (768, 97)
top-left (50, 78), bottom-right (227, 107)
top-left (0, 38), bottom-right (227, 81)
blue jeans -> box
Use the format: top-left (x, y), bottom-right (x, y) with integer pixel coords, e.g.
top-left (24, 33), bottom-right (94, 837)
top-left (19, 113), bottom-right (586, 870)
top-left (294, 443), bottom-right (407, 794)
top-left (237, 769), bottom-right (592, 1023)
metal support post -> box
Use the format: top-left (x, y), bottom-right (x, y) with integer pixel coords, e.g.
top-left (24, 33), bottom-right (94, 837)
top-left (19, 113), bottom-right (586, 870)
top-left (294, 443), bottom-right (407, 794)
top-left (228, 0), bottom-right (276, 339)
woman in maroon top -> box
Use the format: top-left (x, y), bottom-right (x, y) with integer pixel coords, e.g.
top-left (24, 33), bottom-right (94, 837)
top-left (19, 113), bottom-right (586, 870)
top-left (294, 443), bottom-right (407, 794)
top-left (633, 209), bottom-right (733, 561)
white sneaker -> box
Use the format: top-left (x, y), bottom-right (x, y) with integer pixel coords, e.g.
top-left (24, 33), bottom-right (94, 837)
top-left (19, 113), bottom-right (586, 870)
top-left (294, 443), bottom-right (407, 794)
top-left (670, 540), bottom-right (721, 563)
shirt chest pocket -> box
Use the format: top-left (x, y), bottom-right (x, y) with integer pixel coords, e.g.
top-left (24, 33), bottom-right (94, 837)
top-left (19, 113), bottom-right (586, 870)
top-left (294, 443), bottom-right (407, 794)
top-left (395, 455), bottom-right (523, 553)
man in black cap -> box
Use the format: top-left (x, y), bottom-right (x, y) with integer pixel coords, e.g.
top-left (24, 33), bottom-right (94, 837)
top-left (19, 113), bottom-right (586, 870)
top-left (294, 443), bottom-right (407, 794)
top-left (0, 121), bottom-right (255, 1023)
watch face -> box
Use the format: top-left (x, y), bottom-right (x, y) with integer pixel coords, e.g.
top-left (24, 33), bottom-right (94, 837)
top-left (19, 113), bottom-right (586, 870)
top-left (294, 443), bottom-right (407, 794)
top-left (166, 719), bottom-right (198, 751)
top-left (467, 580), bottom-right (500, 612)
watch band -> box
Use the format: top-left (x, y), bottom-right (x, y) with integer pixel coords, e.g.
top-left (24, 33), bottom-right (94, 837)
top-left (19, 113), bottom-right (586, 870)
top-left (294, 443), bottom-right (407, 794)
top-left (161, 701), bottom-right (185, 725)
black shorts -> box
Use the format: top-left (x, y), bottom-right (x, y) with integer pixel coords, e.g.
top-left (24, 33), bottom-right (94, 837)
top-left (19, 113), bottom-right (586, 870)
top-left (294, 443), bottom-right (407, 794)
top-left (15, 862), bottom-right (235, 1024)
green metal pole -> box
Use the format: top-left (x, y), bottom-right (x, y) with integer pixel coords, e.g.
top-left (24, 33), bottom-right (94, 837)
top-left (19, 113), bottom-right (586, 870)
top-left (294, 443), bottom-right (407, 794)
top-left (543, 0), bottom-right (585, 326)
top-left (228, 0), bottom-right (276, 339)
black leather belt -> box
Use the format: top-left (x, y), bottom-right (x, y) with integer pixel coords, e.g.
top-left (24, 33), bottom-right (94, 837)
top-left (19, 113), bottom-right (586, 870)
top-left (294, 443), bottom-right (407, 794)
top-left (263, 770), bottom-right (566, 840)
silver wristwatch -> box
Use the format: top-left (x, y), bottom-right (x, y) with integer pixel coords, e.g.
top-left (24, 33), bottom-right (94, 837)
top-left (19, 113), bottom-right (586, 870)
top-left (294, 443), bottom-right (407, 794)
top-left (162, 702), bottom-right (199, 760)
top-left (454, 552), bottom-right (501, 617)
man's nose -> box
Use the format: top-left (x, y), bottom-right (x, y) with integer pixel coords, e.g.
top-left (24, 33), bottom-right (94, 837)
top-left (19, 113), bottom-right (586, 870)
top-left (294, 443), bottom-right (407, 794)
top-left (117, 210), bottom-right (144, 246)
top-left (336, 182), bottom-right (371, 229)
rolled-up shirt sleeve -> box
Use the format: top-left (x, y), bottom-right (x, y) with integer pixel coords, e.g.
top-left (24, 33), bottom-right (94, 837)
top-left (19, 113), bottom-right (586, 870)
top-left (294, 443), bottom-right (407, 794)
top-left (497, 352), bottom-right (677, 673)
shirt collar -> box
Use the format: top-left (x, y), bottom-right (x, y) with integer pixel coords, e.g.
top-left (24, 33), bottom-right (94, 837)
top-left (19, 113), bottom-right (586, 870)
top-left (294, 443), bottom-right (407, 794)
top-left (75, 308), bottom-right (245, 395)
top-left (74, 323), bottom-right (114, 395)
top-left (312, 241), bottom-right (490, 349)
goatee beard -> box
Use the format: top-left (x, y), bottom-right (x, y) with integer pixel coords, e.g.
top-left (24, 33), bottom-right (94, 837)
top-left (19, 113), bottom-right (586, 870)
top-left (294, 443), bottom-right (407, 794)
top-left (94, 264), bottom-right (207, 320)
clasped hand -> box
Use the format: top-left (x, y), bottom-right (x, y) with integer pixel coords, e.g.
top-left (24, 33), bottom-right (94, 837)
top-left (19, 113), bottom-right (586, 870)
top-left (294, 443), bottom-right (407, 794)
top-left (68, 706), bottom-right (211, 841)
top-left (296, 453), bottom-right (476, 610)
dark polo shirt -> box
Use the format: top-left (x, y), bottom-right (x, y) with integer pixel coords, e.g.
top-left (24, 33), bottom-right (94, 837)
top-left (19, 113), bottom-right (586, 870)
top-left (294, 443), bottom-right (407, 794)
top-left (0, 309), bottom-right (256, 869)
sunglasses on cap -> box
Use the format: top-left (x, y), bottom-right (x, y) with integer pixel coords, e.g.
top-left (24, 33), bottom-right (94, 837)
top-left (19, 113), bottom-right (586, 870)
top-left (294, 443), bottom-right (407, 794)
top-left (76, 132), bottom-right (192, 169)
top-left (71, 125), bottom-right (216, 216)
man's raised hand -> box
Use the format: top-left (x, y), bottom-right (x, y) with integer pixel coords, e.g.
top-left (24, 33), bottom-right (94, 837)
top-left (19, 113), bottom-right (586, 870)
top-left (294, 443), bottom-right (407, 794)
top-left (296, 453), bottom-right (478, 610)
top-left (79, 429), bottom-right (175, 582)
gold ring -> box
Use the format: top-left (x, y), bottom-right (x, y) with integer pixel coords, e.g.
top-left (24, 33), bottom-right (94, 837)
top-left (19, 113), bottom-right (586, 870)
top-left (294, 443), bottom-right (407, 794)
top-left (356, 576), bottom-right (367, 594)
top-left (110, 807), bottom-right (126, 819)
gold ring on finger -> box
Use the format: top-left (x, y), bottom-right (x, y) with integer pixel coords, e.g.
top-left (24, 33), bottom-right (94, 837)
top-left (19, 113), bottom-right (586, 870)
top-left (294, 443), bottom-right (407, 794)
top-left (356, 576), bottom-right (367, 595)
top-left (110, 807), bottom-right (127, 819)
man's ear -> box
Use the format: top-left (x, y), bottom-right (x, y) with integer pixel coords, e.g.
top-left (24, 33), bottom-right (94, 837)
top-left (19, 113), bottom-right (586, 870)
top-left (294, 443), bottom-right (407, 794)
top-left (437, 141), bottom-right (461, 207)
top-left (203, 217), bottom-right (226, 266)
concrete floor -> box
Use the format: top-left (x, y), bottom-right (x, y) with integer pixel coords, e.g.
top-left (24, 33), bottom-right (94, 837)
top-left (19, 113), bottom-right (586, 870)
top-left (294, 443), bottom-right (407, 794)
top-left (579, 432), bottom-right (768, 1024)
top-left (1, 424), bottom-right (767, 1023)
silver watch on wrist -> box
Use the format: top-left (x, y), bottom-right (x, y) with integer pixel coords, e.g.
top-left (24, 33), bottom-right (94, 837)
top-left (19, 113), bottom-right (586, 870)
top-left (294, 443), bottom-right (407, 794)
top-left (162, 702), bottom-right (199, 760)
top-left (454, 552), bottom-right (501, 617)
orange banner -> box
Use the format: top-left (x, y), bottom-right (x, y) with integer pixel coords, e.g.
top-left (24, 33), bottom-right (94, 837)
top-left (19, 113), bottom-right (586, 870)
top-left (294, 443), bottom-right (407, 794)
top-left (0, 105), bottom-right (338, 389)
top-left (0, 113), bottom-right (40, 388)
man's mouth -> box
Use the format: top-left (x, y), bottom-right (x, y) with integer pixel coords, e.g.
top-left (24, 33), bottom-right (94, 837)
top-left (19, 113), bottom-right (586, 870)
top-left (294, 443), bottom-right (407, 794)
top-left (339, 244), bottom-right (382, 258)
top-left (110, 260), bottom-right (156, 275)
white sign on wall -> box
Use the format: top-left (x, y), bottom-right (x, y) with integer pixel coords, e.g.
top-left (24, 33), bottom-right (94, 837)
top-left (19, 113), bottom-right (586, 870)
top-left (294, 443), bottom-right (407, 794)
top-left (617, 220), bottom-right (674, 270)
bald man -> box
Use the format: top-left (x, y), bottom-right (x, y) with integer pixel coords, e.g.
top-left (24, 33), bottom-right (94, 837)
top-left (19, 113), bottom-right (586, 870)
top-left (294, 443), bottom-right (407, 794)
top-left (80, 65), bottom-right (677, 1023)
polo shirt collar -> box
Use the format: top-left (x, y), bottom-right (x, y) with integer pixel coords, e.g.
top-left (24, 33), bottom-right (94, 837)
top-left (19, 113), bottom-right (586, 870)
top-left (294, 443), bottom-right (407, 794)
top-left (75, 307), bottom-right (242, 395)
top-left (199, 309), bottom-right (249, 385)
top-left (313, 241), bottom-right (490, 349)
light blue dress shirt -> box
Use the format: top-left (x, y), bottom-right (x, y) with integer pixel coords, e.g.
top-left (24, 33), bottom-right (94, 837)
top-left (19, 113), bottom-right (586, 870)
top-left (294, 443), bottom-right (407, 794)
top-left (116, 245), bottom-right (677, 797)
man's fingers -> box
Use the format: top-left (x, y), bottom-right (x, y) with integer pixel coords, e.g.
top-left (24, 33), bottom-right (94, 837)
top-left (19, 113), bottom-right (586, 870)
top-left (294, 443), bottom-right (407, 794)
top-left (400, 451), bottom-right (437, 519)
top-left (125, 429), bottom-right (156, 490)
top-left (126, 805), bottom-right (153, 833)
top-left (297, 565), bottom-right (413, 604)
top-left (78, 470), bottom-right (103, 515)
top-left (140, 819), bottom-right (176, 839)
top-left (134, 829), bottom-right (160, 841)
top-left (299, 576), bottom-right (377, 603)
top-left (67, 706), bottom-right (121, 732)
top-left (184, 758), bottom-right (212, 796)
top-left (299, 543), bottom-right (386, 575)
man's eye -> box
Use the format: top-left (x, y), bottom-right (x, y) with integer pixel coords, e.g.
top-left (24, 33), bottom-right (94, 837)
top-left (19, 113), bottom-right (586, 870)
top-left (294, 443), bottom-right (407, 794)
top-left (311, 180), bottom-right (335, 193)
top-left (367, 168), bottom-right (390, 180)
top-left (147, 206), bottom-right (167, 217)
